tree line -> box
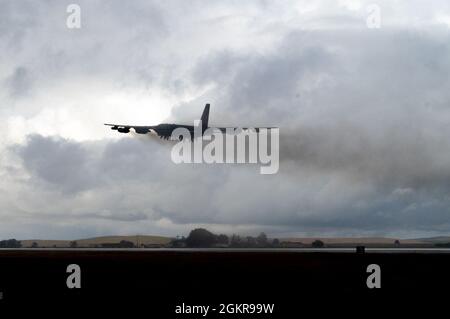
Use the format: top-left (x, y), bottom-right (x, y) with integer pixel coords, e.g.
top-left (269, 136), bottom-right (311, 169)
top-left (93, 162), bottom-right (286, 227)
top-left (0, 239), bottom-right (22, 248)
top-left (171, 228), bottom-right (281, 248)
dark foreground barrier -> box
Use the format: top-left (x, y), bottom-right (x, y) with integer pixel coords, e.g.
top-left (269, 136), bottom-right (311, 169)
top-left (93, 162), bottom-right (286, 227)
top-left (0, 249), bottom-right (447, 314)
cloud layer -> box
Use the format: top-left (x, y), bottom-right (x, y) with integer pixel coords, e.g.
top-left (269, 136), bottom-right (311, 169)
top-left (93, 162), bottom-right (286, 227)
top-left (2, 0), bottom-right (450, 239)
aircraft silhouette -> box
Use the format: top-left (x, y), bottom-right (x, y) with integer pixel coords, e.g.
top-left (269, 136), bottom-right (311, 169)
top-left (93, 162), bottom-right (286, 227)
top-left (105, 103), bottom-right (275, 140)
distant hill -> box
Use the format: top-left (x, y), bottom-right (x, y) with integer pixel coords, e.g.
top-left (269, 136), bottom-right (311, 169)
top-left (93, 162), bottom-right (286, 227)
top-left (279, 237), bottom-right (427, 246)
top-left (21, 235), bottom-right (172, 248)
top-left (412, 236), bottom-right (450, 244)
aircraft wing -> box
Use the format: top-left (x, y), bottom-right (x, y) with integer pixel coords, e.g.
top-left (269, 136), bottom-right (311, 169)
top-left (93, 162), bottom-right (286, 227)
top-left (215, 127), bottom-right (278, 133)
top-left (104, 124), bottom-right (153, 134)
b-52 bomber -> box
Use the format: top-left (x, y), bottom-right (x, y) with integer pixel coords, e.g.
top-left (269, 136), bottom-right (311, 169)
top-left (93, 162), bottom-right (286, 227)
top-left (105, 104), bottom-right (275, 140)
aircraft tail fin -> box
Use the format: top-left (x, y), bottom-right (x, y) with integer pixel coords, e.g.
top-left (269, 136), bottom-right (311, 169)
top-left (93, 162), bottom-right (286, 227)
top-left (201, 103), bottom-right (210, 129)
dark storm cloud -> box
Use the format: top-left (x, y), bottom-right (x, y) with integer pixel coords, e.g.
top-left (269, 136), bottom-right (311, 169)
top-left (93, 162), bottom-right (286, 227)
top-left (154, 28), bottom-right (450, 233)
top-left (13, 133), bottom-right (237, 224)
top-left (13, 131), bottom-right (450, 234)
top-left (180, 29), bottom-right (450, 190)
top-left (16, 134), bottom-right (96, 193)
top-left (15, 134), bottom-right (173, 194)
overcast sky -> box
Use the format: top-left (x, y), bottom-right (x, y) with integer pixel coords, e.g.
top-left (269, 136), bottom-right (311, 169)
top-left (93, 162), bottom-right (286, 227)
top-left (2, 0), bottom-right (450, 239)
